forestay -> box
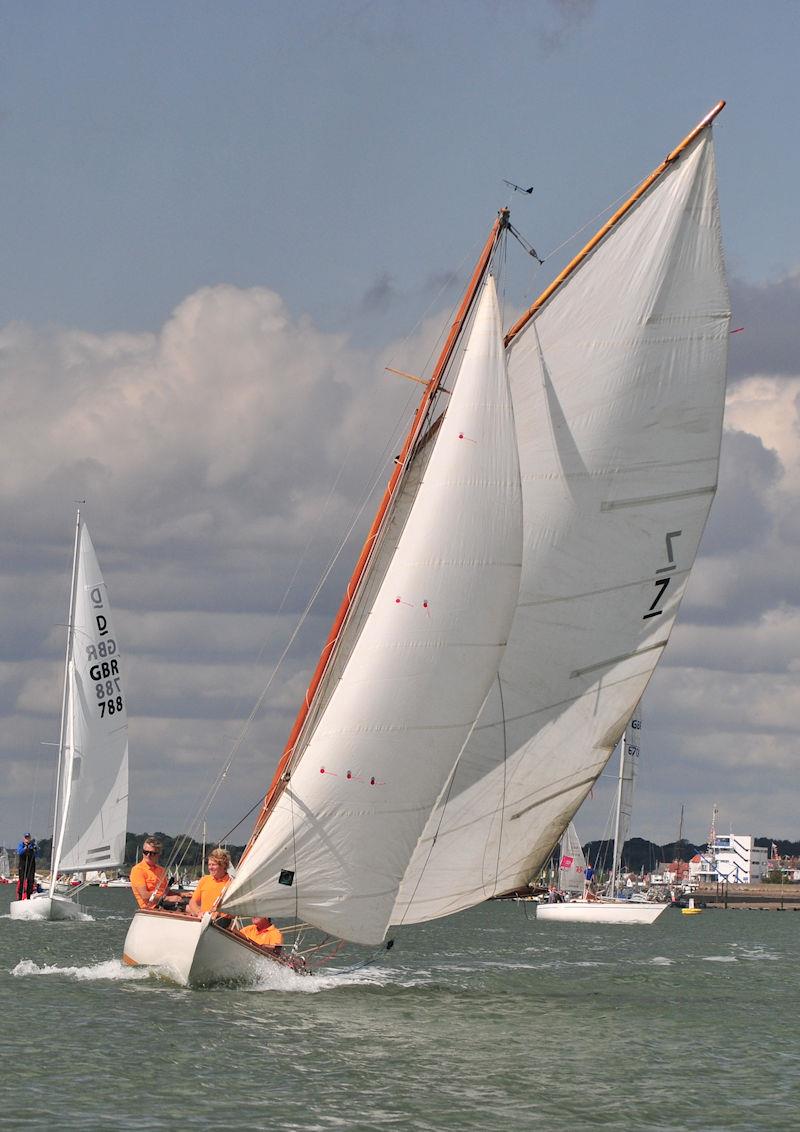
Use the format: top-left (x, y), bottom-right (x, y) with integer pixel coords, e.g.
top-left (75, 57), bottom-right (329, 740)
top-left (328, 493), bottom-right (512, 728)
top-left (221, 277), bottom-right (523, 944)
top-left (52, 521), bottom-right (129, 875)
top-left (393, 128), bottom-right (730, 926)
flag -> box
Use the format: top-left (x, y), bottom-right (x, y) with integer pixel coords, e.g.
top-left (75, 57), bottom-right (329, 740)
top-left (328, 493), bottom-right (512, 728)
top-left (772, 841), bottom-right (780, 859)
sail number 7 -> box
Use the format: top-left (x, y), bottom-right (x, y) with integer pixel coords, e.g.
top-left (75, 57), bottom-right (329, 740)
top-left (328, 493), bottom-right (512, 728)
top-left (643, 530), bottom-right (682, 620)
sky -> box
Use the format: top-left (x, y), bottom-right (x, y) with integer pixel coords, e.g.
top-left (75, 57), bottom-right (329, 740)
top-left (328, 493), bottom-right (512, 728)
top-left (1, 0), bottom-right (799, 852)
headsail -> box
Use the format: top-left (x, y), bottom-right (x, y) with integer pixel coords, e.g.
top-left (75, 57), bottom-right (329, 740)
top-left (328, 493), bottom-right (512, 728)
top-left (557, 823), bottom-right (586, 897)
top-left (393, 118), bottom-right (730, 925)
top-left (221, 276), bottom-right (523, 943)
top-left (51, 519), bottom-right (129, 876)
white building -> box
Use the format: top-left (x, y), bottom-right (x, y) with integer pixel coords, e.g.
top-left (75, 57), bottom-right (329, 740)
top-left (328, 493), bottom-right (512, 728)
top-left (689, 835), bottom-right (768, 884)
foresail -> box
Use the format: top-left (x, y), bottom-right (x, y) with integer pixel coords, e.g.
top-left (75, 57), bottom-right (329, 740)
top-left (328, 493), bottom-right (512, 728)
top-left (392, 128), bottom-right (730, 926)
top-left (558, 823), bottom-right (586, 896)
top-left (221, 277), bottom-right (523, 943)
top-left (56, 523), bottom-right (129, 872)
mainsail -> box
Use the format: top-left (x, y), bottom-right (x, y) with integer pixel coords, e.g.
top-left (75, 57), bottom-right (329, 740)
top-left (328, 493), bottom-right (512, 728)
top-left (392, 116), bottom-right (730, 926)
top-left (50, 515), bottom-right (129, 881)
top-left (221, 277), bottom-right (523, 943)
top-left (609, 702), bottom-right (642, 893)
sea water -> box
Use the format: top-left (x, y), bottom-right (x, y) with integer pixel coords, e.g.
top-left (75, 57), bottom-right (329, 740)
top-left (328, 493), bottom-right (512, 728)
top-left (1, 886), bottom-right (797, 1131)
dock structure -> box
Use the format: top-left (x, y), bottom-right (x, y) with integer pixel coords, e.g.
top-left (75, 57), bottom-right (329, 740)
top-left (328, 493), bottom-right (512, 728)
top-left (692, 884), bottom-right (800, 911)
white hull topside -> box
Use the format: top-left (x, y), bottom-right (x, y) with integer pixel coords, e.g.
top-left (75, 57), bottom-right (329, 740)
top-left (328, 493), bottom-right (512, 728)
top-left (122, 910), bottom-right (305, 987)
top-left (536, 899), bottom-right (669, 925)
top-left (9, 893), bottom-right (88, 922)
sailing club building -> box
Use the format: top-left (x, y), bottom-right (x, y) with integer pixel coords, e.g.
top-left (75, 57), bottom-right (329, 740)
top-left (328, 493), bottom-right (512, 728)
top-left (688, 835), bottom-right (769, 885)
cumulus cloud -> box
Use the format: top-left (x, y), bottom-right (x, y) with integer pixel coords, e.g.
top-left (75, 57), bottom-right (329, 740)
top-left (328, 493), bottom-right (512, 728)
top-left (0, 283), bottom-right (416, 840)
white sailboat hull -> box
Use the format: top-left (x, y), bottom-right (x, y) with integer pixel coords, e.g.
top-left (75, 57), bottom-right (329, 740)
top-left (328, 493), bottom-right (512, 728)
top-left (536, 899), bottom-right (669, 924)
top-left (122, 910), bottom-right (306, 987)
top-left (9, 893), bottom-right (88, 921)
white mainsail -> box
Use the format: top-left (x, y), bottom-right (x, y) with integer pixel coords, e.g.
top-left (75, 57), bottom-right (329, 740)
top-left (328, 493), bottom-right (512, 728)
top-left (221, 277), bottom-right (523, 944)
top-left (50, 517), bottom-right (129, 880)
top-left (609, 702), bottom-right (642, 892)
top-left (393, 127), bottom-right (730, 925)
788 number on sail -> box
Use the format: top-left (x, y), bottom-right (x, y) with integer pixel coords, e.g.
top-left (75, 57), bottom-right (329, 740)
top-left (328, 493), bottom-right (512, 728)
top-left (89, 654), bottom-right (124, 718)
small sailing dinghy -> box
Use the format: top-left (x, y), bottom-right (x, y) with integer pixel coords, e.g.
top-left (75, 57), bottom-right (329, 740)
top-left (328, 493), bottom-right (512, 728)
top-left (123, 102), bottom-right (728, 984)
top-left (538, 705), bottom-right (670, 924)
top-left (12, 512), bottom-right (129, 921)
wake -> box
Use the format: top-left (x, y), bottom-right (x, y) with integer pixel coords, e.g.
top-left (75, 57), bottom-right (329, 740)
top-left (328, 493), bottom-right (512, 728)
top-left (12, 958), bottom-right (150, 981)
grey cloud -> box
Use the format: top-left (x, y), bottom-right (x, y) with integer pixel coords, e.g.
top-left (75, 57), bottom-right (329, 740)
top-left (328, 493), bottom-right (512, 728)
top-left (728, 272), bottom-right (800, 381)
top-left (361, 272), bottom-right (397, 314)
top-left (699, 428), bottom-right (781, 555)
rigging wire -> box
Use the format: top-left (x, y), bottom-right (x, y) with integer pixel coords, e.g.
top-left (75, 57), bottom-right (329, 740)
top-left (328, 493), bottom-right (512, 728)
top-left (167, 448), bottom-right (360, 873)
top-left (170, 369), bottom-right (434, 874)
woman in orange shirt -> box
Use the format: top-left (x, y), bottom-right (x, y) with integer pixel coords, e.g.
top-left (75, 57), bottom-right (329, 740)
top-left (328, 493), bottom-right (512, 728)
top-left (186, 847), bottom-right (232, 917)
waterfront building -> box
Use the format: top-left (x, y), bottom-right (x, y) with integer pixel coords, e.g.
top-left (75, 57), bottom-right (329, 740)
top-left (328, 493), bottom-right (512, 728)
top-left (689, 835), bottom-right (768, 884)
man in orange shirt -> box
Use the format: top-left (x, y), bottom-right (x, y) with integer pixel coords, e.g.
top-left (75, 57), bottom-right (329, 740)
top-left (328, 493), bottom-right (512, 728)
top-left (185, 847), bottom-right (232, 917)
top-left (129, 838), bottom-right (184, 911)
top-left (240, 915), bottom-right (283, 953)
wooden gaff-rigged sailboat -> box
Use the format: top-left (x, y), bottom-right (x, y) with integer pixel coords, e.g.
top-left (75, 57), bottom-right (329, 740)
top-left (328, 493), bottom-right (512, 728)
top-left (123, 102), bottom-right (729, 984)
top-left (11, 512), bottom-right (129, 921)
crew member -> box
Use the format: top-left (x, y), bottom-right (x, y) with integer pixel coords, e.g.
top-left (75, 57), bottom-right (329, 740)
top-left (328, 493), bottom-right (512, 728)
top-left (240, 915), bottom-right (283, 953)
top-left (185, 848), bottom-right (232, 918)
top-left (16, 833), bottom-right (37, 900)
top-left (130, 837), bottom-right (184, 911)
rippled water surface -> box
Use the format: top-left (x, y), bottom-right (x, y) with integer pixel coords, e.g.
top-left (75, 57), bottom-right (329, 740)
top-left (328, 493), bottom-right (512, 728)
top-left (2, 887), bottom-right (797, 1131)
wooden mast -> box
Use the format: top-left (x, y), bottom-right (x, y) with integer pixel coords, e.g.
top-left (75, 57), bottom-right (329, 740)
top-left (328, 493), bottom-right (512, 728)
top-left (504, 100), bottom-right (725, 347)
top-left (242, 209), bottom-right (510, 853)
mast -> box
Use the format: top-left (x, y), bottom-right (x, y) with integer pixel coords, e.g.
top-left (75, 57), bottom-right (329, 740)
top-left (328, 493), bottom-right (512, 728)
top-left (48, 510), bottom-right (83, 896)
top-left (241, 209), bottom-right (510, 857)
top-left (708, 802), bottom-right (718, 874)
top-left (609, 732), bottom-right (626, 897)
top-left (504, 101), bottom-right (726, 347)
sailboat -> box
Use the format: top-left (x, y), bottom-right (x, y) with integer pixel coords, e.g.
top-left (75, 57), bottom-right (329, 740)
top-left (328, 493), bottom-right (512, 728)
top-left (11, 512), bottom-right (129, 921)
top-left (123, 102), bottom-right (729, 984)
top-left (537, 704), bottom-right (669, 923)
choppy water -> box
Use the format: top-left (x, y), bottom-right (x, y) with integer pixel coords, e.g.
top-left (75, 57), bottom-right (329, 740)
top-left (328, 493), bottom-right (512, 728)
top-left (2, 886), bottom-right (798, 1131)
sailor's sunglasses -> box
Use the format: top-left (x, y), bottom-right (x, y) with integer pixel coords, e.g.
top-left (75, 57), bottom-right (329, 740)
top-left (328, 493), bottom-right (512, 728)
top-left (142, 849), bottom-right (159, 856)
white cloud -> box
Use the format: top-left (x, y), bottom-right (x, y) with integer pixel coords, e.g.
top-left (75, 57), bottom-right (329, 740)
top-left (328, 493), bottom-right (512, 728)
top-left (0, 283), bottom-right (416, 841)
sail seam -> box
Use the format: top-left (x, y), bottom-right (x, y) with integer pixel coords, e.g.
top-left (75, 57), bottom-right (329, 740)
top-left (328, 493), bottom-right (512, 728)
top-left (600, 484), bottom-right (716, 510)
top-left (509, 773), bottom-right (600, 821)
top-left (519, 574), bottom-right (688, 608)
top-left (571, 640), bottom-right (668, 679)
